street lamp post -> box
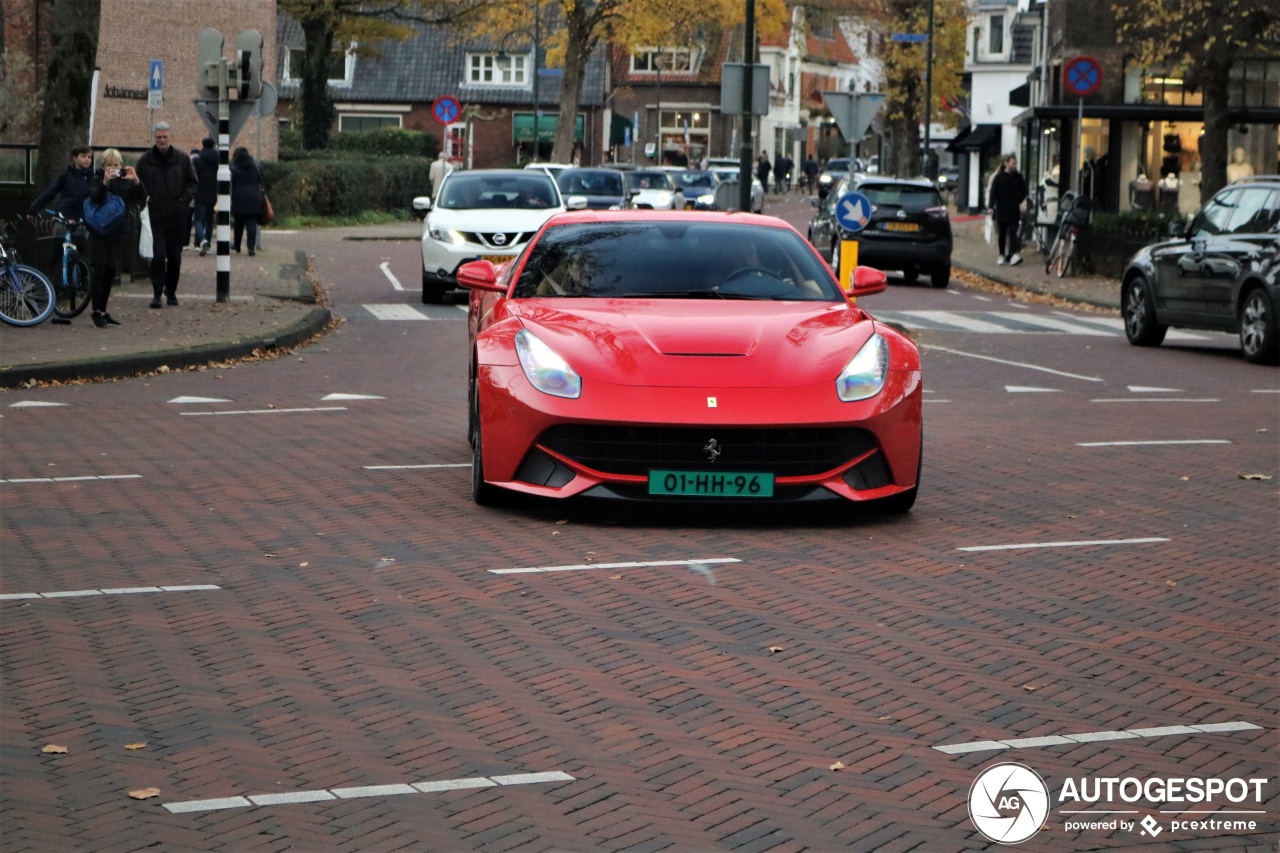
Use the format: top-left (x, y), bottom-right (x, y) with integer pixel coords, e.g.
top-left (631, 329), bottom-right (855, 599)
top-left (532, 0), bottom-right (541, 162)
top-left (923, 0), bottom-right (936, 178)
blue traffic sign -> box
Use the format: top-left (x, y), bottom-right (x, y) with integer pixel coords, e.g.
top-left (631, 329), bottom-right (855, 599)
top-left (891, 33), bottom-right (928, 43)
top-left (149, 59), bottom-right (163, 92)
top-left (835, 192), bottom-right (873, 233)
top-left (432, 95), bottom-right (461, 125)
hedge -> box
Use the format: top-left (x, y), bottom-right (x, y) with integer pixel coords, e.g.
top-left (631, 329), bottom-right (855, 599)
top-left (260, 157), bottom-right (432, 218)
top-left (278, 127), bottom-right (440, 160)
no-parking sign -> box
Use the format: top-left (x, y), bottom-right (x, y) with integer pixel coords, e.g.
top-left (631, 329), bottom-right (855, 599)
top-left (1063, 56), bottom-right (1103, 96)
top-left (432, 95), bottom-right (461, 125)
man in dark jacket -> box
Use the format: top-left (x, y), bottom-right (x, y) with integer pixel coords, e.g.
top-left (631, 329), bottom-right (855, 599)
top-left (192, 138), bottom-right (219, 255)
top-left (135, 122), bottom-right (198, 307)
top-left (28, 146), bottom-right (94, 220)
top-left (988, 154), bottom-right (1028, 266)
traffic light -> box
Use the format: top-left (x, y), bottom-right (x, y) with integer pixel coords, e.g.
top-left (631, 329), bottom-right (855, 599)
top-left (236, 30), bottom-right (264, 100)
top-left (197, 28), bottom-right (225, 98)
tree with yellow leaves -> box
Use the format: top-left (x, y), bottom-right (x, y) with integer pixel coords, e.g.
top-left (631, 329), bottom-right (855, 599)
top-left (1115, 0), bottom-right (1280, 203)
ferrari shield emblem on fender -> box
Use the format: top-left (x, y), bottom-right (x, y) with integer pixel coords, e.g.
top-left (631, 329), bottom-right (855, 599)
top-left (707, 396), bottom-right (717, 407)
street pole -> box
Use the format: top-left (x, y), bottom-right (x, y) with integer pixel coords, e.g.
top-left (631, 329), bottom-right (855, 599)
top-left (739, 0), bottom-right (755, 212)
top-left (923, 0), bottom-right (935, 179)
top-left (215, 61), bottom-right (231, 303)
top-left (532, 0), bottom-right (540, 162)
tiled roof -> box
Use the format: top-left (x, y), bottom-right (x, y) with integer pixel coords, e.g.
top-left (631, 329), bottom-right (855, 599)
top-left (277, 13), bottom-right (607, 107)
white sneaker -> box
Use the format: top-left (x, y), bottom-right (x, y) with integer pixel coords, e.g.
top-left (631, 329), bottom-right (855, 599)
top-left (996, 256), bottom-right (1006, 265)
top-left (1010, 253), bottom-right (1023, 265)
top-left (199, 240), bottom-right (210, 256)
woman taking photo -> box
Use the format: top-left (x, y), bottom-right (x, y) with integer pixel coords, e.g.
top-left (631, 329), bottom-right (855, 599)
top-left (229, 146), bottom-right (267, 255)
top-left (86, 149), bottom-right (143, 327)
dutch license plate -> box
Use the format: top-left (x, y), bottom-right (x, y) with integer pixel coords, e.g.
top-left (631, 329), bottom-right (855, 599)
top-left (648, 470), bottom-right (775, 498)
top-left (883, 222), bottom-right (920, 232)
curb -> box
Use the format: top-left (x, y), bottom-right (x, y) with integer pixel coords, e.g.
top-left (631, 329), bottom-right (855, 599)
top-left (0, 306), bottom-right (332, 389)
top-left (952, 261), bottom-right (1119, 311)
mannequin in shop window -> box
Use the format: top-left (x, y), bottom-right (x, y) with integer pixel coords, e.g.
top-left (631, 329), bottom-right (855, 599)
top-left (1129, 166), bottom-right (1154, 211)
top-left (1157, 166), bottom-right (1180, 215)
top-left (1227, 147), bottom-right (1254, 183)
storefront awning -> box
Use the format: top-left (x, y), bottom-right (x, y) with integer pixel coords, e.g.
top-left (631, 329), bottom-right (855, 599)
top-left (947, 124), bottom-right (1000, 152)
top-left (1013, 104), bottom-right (1280, 125)
top-left (1009, 83), bottom-right (1030, 108)
top-left (513, 113), bottom-right (585, 143)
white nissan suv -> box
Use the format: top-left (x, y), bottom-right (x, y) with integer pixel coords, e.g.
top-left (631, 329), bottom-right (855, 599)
top-left (413, 169), bottom-right (586, 303)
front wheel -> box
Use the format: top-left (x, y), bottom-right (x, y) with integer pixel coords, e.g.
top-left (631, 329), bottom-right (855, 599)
top-left (930, 265), bottom-right (950, 289)
top-left (470, 391), bottom-right (508, 506)
top-left (1239, 287), bottom-right (1279, 365)
top-left (0, 264), bottom-right (56, 327)
top-left (52, 254), bottom-right (92, 319)
top-left (1122, 276), bottom-right (1167, 347)
top-left (422, 269), bottom-right (447, 304)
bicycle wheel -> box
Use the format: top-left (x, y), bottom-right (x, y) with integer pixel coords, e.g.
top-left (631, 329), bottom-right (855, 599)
top-left (1044, 235), bottom-right (1064, 275)
top-left (1053, 232), bottom-right (1075, 278)
top-left (0, 263), bottom-right (56, 326)
top-left (52, 252), bottom-right (92, 319)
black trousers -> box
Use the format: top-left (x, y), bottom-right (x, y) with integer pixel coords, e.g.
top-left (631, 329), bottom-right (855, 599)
top-left (996, 219), bottom-right (1020, 258)
top-left (88, 238), bottom-right (121, 313)
top-left (149, 220), bottom-right (186, 298)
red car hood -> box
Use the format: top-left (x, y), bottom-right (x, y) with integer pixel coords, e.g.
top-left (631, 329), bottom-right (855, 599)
top-left (506, 300), bottom-right (878, 388)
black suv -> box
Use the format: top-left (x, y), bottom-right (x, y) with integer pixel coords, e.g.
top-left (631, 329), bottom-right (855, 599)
top-left (1121, 176), bottom-right (1280, 364)
top-left (808, 176), bottom-right (953, 288)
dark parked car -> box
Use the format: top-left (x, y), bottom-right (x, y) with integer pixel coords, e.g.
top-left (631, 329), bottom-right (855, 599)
top-left (1121, 176), bottom-right (1280, 365)
top-left (808, 176), bottom-right (953, 288)
top-left (556, 168), bottom-right (628, 210)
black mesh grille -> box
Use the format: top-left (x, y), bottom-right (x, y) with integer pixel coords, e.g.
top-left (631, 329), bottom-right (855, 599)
top-left (539, 425), bottom-right (878, 477)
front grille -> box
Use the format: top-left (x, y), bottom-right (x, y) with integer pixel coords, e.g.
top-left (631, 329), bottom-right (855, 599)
top-left (538, 425), bottom-right (878, 477)
top-left (459, 231), bottom-right (532, 249)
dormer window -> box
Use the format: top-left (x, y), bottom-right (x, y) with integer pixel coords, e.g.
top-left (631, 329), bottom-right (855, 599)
top-left (467, 53), bottom-right (529, 86)
top-left (283, 43), bottom-right (356, 87)
top-left (631, 47), bottom-right (699, 74)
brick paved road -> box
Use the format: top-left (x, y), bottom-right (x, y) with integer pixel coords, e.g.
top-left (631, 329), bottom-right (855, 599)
top-left (2, 218), bottom-right (1276, 852)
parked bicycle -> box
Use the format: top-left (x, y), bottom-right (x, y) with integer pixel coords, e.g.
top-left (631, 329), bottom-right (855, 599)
top-left (1019, 183), bottom-right (1055, 256)
top-left (0, 233), bottom-right (56, 327)
top-left (44, 209), bottom-right (92, 320)
top-left (1044, 191), bottom-right (1093, 278)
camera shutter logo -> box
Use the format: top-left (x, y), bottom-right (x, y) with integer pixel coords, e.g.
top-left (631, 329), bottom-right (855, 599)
top-left (969, 763), bottom-right (1050, 844)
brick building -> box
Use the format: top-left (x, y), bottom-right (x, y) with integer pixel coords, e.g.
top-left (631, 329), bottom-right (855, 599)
top-left (1, 0), bottom-right (278, 158)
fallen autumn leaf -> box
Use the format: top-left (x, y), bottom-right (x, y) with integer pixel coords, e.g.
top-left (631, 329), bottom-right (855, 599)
top-left (128, 788), bottom-right (161, 800)
top-left (41, 744), bottom-right (68, 754)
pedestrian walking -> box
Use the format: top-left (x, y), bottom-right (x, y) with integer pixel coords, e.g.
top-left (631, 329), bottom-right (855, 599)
top-left (229, 147), bottom-right (267, 256)
top-left (803, 154), bottom-right (819, 193)
top-left (192, 138), bottom-right (218, 255)
top-left (134, 122), bottom-right (198, 307)
top-left (85, 148), bottom-right (144, 327)
top-left (989, 154), bottom-right (1028, 266)
top-left (756, 154), bottom-right (771, 194)
top-left (429, 151), bottom-right (453, 198)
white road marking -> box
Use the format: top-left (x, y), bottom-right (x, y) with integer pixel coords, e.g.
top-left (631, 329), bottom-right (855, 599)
top-left (364, 463), bottom-right (469, 470)
top-left (364, 304), bottom-right (429, 320)
top-left (1251, 389), bottom-right (1280, 394)
top-left (1128, 385), bottom-right (1181, 393)
top-left (1006, 386), bottom-right (1061, 393)
top-left (379, 261), bottom-right (405, 291)
top-left (8, 401), bottom-right (69, 408)
top-left (923, 345), bottom-right (1104, 381)
top-left (895, 311), bottom-right (1013, 333)
top-left (1076, 440), bottom-right (1230, 447)
top-left (970, 295), bottom-right (992, 302)
top-left (322, 393), bottom-right (385, 401)
top-left (1049, 313), bottom-right (1212, 340)
top-left (957, 537), bottom-right (1168, 552)
top-left (1091, 398), bottom-right (1219, 403)
top-left (0, 584), bottom-right (220, 601)
top-left (180, 407), bottom-right (347, 416)
top-left (163, 771), bottom-right (574, 814)
top-left (922, 399), bottom-right (952, 403)
top-left (934, 721), bottom-right (1261, 754)
top-left (167, 396), bottom-right (231, 404)
top-left (491, 557), bottom-right (741, 575)
top-left (2, 474), bottom-right (143, 484)
top-left (985, 312), bottom-right (1112, 336)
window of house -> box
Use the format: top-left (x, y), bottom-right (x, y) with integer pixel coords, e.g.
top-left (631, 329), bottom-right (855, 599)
top-left (467, 53), bottom-right (528, 85)
top-left (338, 114), bottom-right (401, 133)
top-left (631, 47), bottom-right (698, 74)
top-left (284, 44), bottom-right (354, 87)
top-left (988, 15), bottom-right (1004, 54)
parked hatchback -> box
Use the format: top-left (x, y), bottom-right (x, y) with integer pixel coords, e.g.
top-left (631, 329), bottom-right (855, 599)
top-left (1121, 176), bottom-right (1280, 364)
top-left (808, 176), bottom-right (953, 288)
top-left (556, 168), bottom-right (628, 210)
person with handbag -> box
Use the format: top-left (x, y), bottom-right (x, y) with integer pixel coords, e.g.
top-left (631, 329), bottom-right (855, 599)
top-left (229, 147), bottom-right (267, 256)
top-left (134, 123), bottom-right (198, 308)
top-left (85, 149), bottom-right (143, 327)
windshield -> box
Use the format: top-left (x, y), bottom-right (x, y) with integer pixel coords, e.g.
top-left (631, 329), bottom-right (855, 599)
top-left (861, 184), bottom-right (944, 211)
top-left (558, 170), bottom-right (625, 196)
top-left (825, 159), bottom-right (850, 173)
top-left (513, 221), bottom-right (841, 301)
top-left (624, 171), bottom-right (674, 191)
top-left (672, 171), bottom-right (718, 190)
top-left (437, 174), bottom-right (559, 210)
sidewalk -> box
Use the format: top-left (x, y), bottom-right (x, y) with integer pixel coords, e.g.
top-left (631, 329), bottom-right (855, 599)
top-left (0, 215), bottom-right (1122, 389)
top-left (948, 212), bottom-right (1121, 310)
top-left (0, 241), bottom-right (330, 388)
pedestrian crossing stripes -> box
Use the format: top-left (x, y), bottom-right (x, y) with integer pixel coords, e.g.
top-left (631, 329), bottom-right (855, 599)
top-left (875, 310), bottom-right (1209, 339)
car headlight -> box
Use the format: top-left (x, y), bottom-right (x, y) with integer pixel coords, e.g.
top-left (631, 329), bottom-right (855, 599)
top-left (608, 204), bottom-right (623, 211)
top-left (836, 334), bottom-right (889, 402)
top-left (515, 329), bottom-right (582, 399)
top-left (697, 193), bottom-right (716, 206)
top-left (428, 226), bottom-right (466, 245)
top-left (654, 191), bottom-right (674, 207)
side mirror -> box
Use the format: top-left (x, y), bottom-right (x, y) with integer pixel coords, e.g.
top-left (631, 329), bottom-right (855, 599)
top-left (1167, 219), bottom-right (1186, 238)
top-left (456, 259), bottom-right (505, 293)
top-left (565, 195), bottom-right (588, 211)
top-left (847, 265), bottom-right (888, 298)
top-left (412, 195), bottom-right (433, 218)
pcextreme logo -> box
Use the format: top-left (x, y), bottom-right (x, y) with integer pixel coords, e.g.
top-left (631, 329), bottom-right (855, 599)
top-left (969, 763), bottom-right (1050, 844)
